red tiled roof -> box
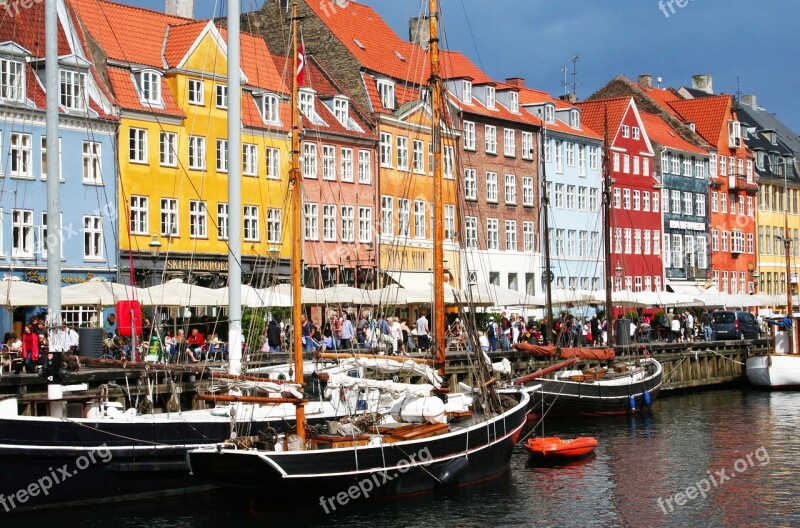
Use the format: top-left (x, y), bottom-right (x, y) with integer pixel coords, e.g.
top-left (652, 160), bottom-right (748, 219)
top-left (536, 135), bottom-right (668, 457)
top-left (575, 97), bottom-right (632, 139)
top-left (639, 111), bottom-right (707, 155)
top-left (636, 84), bottom-right (683, 117)
top-left (162, 20), bottom-right (207, 68)
top-left (362, 72), bottom-right (423, 115)
top-left (667, 95), bottom-right (732, 147)
top-left (516, 86), bottom-right (601, 140)
top-left (218, 27), bottom-right (287, 93)
top-left (107, 66), bottom-right (184, 117)
top-left (0, 1), bottom-right (71, 58)
top-left (440, 51), bottom-right (492, 84)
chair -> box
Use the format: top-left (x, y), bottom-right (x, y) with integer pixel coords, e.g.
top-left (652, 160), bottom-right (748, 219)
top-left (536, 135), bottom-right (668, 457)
top-left (0, 344), bottom-right (21, 376)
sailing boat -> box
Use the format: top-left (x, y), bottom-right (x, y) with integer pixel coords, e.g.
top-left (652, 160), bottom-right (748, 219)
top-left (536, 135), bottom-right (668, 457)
top-left (512, 111), bottom-right (662, 417)
top-left (186, 1), bottom-right (531, 508)
top-left (746, 166), bottom-right (800, 388)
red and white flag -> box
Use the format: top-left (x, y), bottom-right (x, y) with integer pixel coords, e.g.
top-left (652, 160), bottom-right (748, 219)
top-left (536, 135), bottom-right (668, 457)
top-left (297, 39), bottom-right (306, 86)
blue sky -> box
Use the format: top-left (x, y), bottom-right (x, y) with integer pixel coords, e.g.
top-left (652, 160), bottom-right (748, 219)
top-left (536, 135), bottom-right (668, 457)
top-left (127, 0), bottom-right (800, 131)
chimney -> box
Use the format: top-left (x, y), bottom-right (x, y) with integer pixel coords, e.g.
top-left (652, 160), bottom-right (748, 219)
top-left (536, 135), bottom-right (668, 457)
top-left (506, 77), bottom-right (525, 88)
top-left (691, 74), bottom-right (713, 94)
top-left (409, 17), bottom-right (430, 51)
top-left (166, 0), bottom-right (194, 18)
top-left (740, 94), bottom-right (757, 108)
top-left (638, 74), bottom-right (653, 90)
top-left (559, 93), bottom-right (577, 103)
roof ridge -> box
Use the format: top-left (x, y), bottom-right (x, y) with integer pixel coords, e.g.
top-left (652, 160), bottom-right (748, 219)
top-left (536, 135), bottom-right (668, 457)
top-left (82, 0), bottom-right (191, 22)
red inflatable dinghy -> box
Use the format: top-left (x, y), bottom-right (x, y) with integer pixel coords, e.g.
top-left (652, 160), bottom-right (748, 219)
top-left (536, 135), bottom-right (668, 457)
top-left (525, 436), bottom-right (597, 458)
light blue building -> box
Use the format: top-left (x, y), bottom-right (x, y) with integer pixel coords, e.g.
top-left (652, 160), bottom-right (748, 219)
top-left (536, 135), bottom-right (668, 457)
top-left (521, 93), bottom-right (605, 295)
top-left (0, 3), bottom-right (118, 332)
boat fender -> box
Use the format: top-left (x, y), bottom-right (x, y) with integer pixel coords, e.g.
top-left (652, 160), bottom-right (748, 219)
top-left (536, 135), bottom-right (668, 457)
top-left (643, 390), bottom-right (652, 407)
top-left (628, 395), bottom-right (636, 412)
top-left (438, 457), bottom-right (469, 486)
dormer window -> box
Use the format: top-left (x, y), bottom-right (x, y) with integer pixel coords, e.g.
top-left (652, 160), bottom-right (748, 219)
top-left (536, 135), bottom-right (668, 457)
top-left (509, 91), bottom-right (519, 113)
top-left (377, 80), bottom-right (395, 110)
top-left (544, 104), bottom-right (554, 124)
top-left (260, 93), bottom-right (280, 124)
top-left (486, 86), bottom-right (495, 109)
top-left (333, 97), bottom-right (349, 126)
top-left (0, 58), bottom-right (24, 102)
top-left (728, 120), bottom-right (741, 148)
top-left (569, 109), bottom-right (580, 128)
top-left (60, 69), bottom-right (86, 111)
top-left (299, 90), bottom-right (314, 118)
top-left (137, 70), bottom-right (161, 106)
top-left (462, 80), bottom-right (472, 104)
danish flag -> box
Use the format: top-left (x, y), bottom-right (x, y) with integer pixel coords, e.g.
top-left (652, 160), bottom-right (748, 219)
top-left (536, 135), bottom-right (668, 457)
top-left (297, 39), bottom-right (306, 86)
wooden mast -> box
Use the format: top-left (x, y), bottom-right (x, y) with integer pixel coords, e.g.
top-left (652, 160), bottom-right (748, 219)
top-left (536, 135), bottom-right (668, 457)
top-left (783, 161), bottom-right (794, 354)
top-left (429, 0), bottom-right (446, 373)
top-left (290, 0), bottom-right (306, 442)
top-left (602, 107), bottom-right (613, 338)
top-left (540, 126), bottom-right (554, 343)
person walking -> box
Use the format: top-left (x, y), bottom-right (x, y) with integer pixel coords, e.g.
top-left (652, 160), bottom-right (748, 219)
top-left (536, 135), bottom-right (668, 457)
top-left (486, 317), bottom-right (498, 352)
top-left (702, 309), bottom-right (713, 341)
top-left (339, 313), bottom-right (355, 350)
top-left (416, 311), bottom-right (430, 353)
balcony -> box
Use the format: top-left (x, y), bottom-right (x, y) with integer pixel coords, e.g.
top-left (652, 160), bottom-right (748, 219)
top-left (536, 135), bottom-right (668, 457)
top-left (728, 173), bottom-right (758, 193)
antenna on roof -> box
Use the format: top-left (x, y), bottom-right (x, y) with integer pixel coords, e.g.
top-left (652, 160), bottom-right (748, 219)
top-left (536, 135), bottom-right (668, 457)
top-left (561, 66), bottom-right (569, 95)
top-left (569, 55), bottom-right (580, 98)
top-left (735, 76), bottom-right (742, 103)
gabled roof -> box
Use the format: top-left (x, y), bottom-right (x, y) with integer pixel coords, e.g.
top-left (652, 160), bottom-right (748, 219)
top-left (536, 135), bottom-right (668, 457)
top-left (516, 86), bottom-right (601, 140)
top-left (666, 95), bottom-right (732, 146)
top-left (163, 20), bottom-right (208, 69)
top-left (639, 111), bottom-right (707, 155)
top-left (737, 101), bottom-right (800, 160)
top-left (635, 84), bottom-right (683, 118)
top-left (107, 66), bottom-right (184, 117)
top-left (575, 97), bottom-right (632, 139)
top-left (362, 72), bottom-right (423, 116)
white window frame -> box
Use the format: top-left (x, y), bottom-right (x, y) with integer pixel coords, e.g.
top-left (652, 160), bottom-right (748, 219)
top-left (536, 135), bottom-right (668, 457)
top-left (266, 147), bottom-right (280, 180)
top-left (243, 143), bottom-right (258, 176)
top-left (188, 78), bottom-right (204, 106)
top-left (358, 207), bottom-right (372, 243)
top-left (11, 209), bottom-right (33, 258)
top-left (341, 205), bottom-right (355, 242)
top-left (322, 145), bottom-right (337, 181)
top-left (503, 128), bottom-right (516, 157)
top-left (522, 176), bottom-right (534, 206)
top-left (504, 174), bottom-right (517, 205)
top-left (323, 204), bottom-right (337, 242)
top-left (215, 84), bottom-right (227, 109)
top-left (159, 131), bottom-right (177, 167)
top-left (83, 215), bottom-right (103, 260)
top-left (160, 198), bottom-right (179, 238)
top-left (267, 208), bottom-right (282, 244)
top-left (243, 205), bottom-right (260, 242)
top-left (358, 150), bottom-right (371, 184)
top-left (485, 125), bottom-right (497, 154)
top-left (304, 202), bottom-right (319, 241)
top-left (486, 172), bottom-right (498, 203)
top-left (464, 121), bottom-right (476, 151)
top-left (59, 69), bottom-right (86, 111)
top-left (10, 132), bottom-right (32, 178)
top-left (217, 203), bottom-right (228, 240)
top-left (303, 142), bottom-right (318, 178)
top-left (188, 135), bottom-right (206, 170)
top-left (129, 196), bottom-right (148, 236)
top-left (487, 218), bottom-right (499, 250)
top-left (216, 139), bottom-right (228, 173)
top-left (340, 147), bottom-right (354, 182)
top-left (137, 70), bottom-right (161, 106)
top-left (189, 201), bottom-right (207, 239)
top-left (0, 58), bottom-right (24, 102)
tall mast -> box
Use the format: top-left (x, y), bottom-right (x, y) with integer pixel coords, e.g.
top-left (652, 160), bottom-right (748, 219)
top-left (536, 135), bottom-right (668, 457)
top-left (290, 0), bottom-right (306, 441)
top-left (429, 0), bottom-right (445, 372)
top-left (45, 0), bottom-right (61, 345)
top-left (226, 0), bottom-right (243, 376)
top-left (540, 127), bottom-right (553, 343)
top-left (783, 160), bottom-right (794, 354)
top-left (602, 108), bottom-right (613, 329)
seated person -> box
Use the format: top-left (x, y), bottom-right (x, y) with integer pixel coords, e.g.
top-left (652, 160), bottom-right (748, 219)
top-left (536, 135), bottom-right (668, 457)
top-left (186, 328), bottom-right (205, 363)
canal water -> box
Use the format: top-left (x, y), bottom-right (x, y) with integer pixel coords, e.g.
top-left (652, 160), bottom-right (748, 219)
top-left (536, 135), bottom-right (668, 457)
top-left (9, 389), bottom-right (800, 527)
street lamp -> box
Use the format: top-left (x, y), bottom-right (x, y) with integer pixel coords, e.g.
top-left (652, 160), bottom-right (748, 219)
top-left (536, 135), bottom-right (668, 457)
top-left (148, 234), bottom-right (162, 286)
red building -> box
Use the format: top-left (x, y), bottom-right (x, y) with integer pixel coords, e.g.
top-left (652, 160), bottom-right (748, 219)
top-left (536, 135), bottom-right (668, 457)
top-left (578, 97), bottom-right (661, 292)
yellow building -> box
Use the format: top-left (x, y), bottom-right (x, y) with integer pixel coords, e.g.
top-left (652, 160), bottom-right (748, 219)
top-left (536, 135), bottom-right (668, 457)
top-left (756, 177), bottom-right (800, 298)
top-left (73, 1), bottom-right (292, 287)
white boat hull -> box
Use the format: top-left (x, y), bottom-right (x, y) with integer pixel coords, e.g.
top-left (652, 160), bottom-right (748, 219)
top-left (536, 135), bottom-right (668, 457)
top-left (746, 355), bottom-right (800, 389)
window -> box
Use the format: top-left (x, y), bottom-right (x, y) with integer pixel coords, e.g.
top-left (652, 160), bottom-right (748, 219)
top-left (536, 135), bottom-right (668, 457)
top-left (159, 132), bottom-right (177, 167)
top-left (711, 192), bottom-right (718, 212)
top-left (487, 219), bottom-right (499, 250)
top-left (304, 203), bottom-right (319, 241)
top-left (216, 139), bottom-right (228, 173)
top-left (129, 128), bottom-right (147, 164)
top-left (633, 190), bottom-right (640, 211)
top-left (11, 209), bottom-right (33, 257)
top-left (358, 207), bottom-right (372, 243)
top-left (189, 201), bottom-right (207, 239)
top-left (0, 58), bottom-right (24, 101)
top-left (614, 228), bottom-right (622, 254)
top-left (486, 172), bottom-right (498, 203)
top-left (215, 84), bottom-right (227, 109)
top-left (555, 230), bottom-right (565, 257)
top-left (129, 196), bottom-right (148, 235)
top-left (396, 137), bottom-right (409, 170)
top-left (683, 192), bottom-right (693, 215)
top-left (321, 204), bottom-right (338, 241)
top-left (747, 233), bottom-right (754, 254)
top-left (661, 151), bottom-right (669, 173)
top-left (728, 120), bottom-right (741, 148)
top-left (624, 228), bottom-right (632, 254)
top-left (398, 199), bottom-right (410, 237)
top-left (318, 145), bottom-right (335, 181)
top-left (299, 90), bottom-right (315, 118)
top-left (746, 160), bottom-right (754, 182)
top-left (722, 230), bottom-right (729, 252)
top-left (569, 109), bottom-right (580, 128)
top-left (544, 138), bottom-right (552, 163)
top-left (747, 196), bottom-right (754, 217)
top-left (613, 152), bottom-right (620, 172)
top-left (555, 140), bottom-right (563, 173)
top-left (720, 192), bottom-right (727, 213)
top-left (412, 140), bottom-right (425, 173)
top-left (663, 234), bottom-right (671, 267)
top-left (380, 196), bottom-right (393, 235)
top-left (672, 234), bottom-right (683, 268)
top-left (465, 169), bottom-right (477, 201)
top-left (504, 129), bottom-right (516, 157)
top-left (261, 94), bottom-right (280, 124)
top-left (379, 133), bottom-right (392, 167)
top-left (337, 147), bottom-right (354, 182)
top-left (303, 143), bottom-right (318, 178)
top-left (590, 146), bottom-right (599, 170)
top-left (244, 205), bottom-right (260, 241)
top-left (266, 147), bottom-right (280, 180)
top-left (60, 70), bottom-right (86, 110)
top-left (341, 206), bottom-right (355, 242)
top-left (188, 79), bottom-right (204, 105)
top-left (710, 155), bottom-right (717, 177)
top-left (613, 188), bottom-right (621, 209)
top-left (685, 235), bottom-right (695, 268)
top-left (462, 80), bottom-right (472, 103)
top-left (188, 136), bottom-right (206, 170)
top-left (590, 188), bottom-right (599, 211)
top-left (444, 146), bottom-right (455, 179)
top-left (505, 220), bottom-right (517, 251)
top-left (463, 121), bottom-right (476, 150)
top-left (333, 97), bottom-right (349, 126)
top-left (578, 145), bottom-right (586, 176)
top-left (509, 91), bottom-right (519, 113)
top-left (643, 191), bottom-right (650, 212)
top-left (485, 125), bottom-right (497, 154)
top-left (712, 230), bottom-right (719, 251)
top-left (622, 125), bottom-right (630, 138)
top-left (522, 132), bottom-right (534, 160)
top-left (567, 185), bottom-right (576, 210)
top-left (465, 217), bottom-right (477, 249)
top-left (623, 189), bottom-right (631, 210)
top-left (485, 86), bottom-right (496, 109)
top-left (579, 231), bottom-right (588, 257)
top-left (523, 221), bottom-right (535, 252)
top-left (505, 174), bottom-right (517, 204)
top-left (10, 132), bottom-right (31, 177)
top-left (623, 154), bottom-right (630, 173)
top-left (243, 143), bottom-right (258, 176)
top-left (671, 190), bottom-right (681, 214)
top-left (413, 201), bottom-right (425, 239)
top-left (644, 230), bottom-right (651, 255)
top-left (358, 150), bottom-right (371, 184)
top-left (522, 177), bottom-right (534, 206)
top-left (544, 104), bottom-right (555, 123)
top-left (566, 143), bottom-right (575, 167)
top-left (444, 204), bottom-right (455, 241)
top-left (719, 155), bottom-right (726, 176)
top-left (695, 160), bottom-right (705, 180)
top-left (556, 183), bottom-right (566, 209)
top-left (653, 230), bottom-right (660, 255)
top-left (696, 194), bottom-right (705, 217)
top-left (633, 156), bottom-right (640, 175)
top-left (267, 208), bottom-right (282, 244)
top-left (731, 230), bottom-right (745, 254)
top-left (377, 80), bottom-right (395, 110)
top-left (632, 127), bottom-right (640, 140)
top-left (137, 70), bottom-right (161, 106)
top-left (217, 203), bottom-right (228, 240)
top-left (160, 198), bottom-right (178, 237)
top-left (683, 158), bottom-right (692, 177)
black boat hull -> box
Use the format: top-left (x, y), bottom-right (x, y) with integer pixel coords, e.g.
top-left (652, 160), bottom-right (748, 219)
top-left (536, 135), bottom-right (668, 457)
top-left (527, 358), bottom-right (663, 417)
top-left (187, 391), bottom-right (530, 512)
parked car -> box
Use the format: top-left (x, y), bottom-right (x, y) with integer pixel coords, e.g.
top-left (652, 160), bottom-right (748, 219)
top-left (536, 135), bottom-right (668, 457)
top-left (710, 310), bottom-right (760, 340)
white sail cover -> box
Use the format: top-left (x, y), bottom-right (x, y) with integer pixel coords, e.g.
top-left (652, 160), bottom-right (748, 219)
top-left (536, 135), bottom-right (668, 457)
top-left (324, 373), bottom-right (435, 399)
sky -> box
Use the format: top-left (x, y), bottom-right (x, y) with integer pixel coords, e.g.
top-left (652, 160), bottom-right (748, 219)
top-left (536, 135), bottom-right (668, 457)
top-left (127, 0), bottom-right (800, 132)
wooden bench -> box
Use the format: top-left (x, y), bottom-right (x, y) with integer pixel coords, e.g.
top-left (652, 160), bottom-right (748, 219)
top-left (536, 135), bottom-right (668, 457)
top-left (310, 433), bottom-right (372, 450)
top-left (372, 422), bottom-right (450, 443)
